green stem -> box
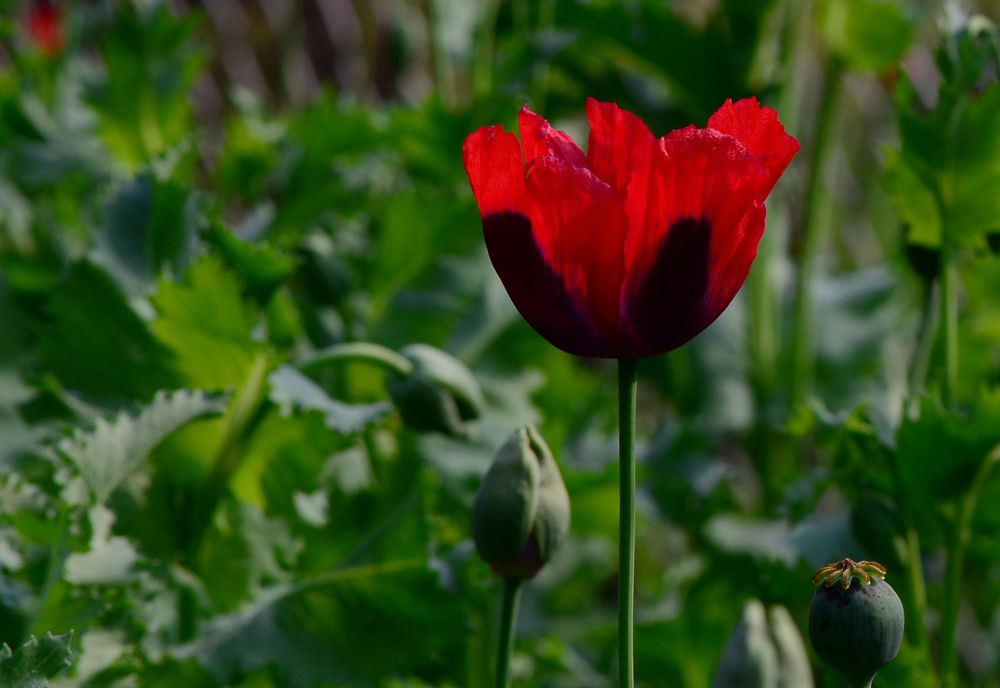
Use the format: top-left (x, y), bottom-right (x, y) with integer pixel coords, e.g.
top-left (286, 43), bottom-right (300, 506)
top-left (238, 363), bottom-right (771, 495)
top-left (789, 57), bottom-right (841, 408)
top-left (907, 281), bottom-right (941, 414)
top-left (939, 244), bottom-right (958, 410)
top-left (939, 444), bottom-right (999, 687)
top-left (301, 342), bottom-right (413, 377)
top-left (472, 0), bottom-right (501, 98)
top-left (184, 353), bottom-right (271, 563)
top-left (25, 507), bottom-right (69, 640)
top-left (495, 577), bottom-right (522, 688)
top-left (617, 358), bottom-right (639, 688)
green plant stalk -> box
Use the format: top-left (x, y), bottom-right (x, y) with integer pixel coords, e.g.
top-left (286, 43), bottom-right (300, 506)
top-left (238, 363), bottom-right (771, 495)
top-left (939, 244), bottom-right (958, 410)
top-left (472, 0), bottom-right (501, 98)
top-left (939, 445), bottom-right (999, 687)
top-left (618, 357), bottom-right (639, 688)
top-left (789, 58), bottom-right (842, 408)
top-left (300, 342), bottom-right (414, 377)
top-left (893, 278), bottom-right (942, 648)
top-left (494, 577), bottom-right (523, 688)
top-left (184, 353), bottom-right (271, 563)
top-left (26, 507), bottom-right (69, 640)
top-left (907, 281), bottom-right (941, 414)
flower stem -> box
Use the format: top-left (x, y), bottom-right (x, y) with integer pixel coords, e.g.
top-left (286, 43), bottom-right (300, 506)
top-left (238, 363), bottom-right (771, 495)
top-left (617, 357), bottom-right (639, 688)
top-left (907, 280), bottom-right (941, 415)
top-left (300, 342), bottom-right (414, 377)
top-left (939, 243), bottom-right (958, 410)
top-left (495, 576), bottom-right (522, 688)
top-left (789, 57), bottom-right (841, 408)
top-left (939, 444), bottom-right (999, 687)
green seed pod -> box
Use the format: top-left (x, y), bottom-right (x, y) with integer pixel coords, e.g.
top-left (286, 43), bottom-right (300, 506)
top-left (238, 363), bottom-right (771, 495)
top-left (809, 558), bottom-right (904, 688)
top-left (386, 344), bottom-right (485, 437)
top-left (471, 427), bottom-right (570, 579)
top-left (712, 601), bottom-right (814, 688)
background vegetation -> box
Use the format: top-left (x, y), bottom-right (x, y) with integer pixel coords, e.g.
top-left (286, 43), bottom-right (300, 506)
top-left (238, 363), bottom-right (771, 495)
top-left (3, 0), bottom-right (1000, 686)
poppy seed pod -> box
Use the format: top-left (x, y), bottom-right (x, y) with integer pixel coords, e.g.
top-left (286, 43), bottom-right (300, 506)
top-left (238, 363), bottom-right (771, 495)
top-left (386, 344), bottom-right (485, 437)
top-left (472, 427), bottom-right (570, 579)
top-left (809, 559), bottom-right (904, 688)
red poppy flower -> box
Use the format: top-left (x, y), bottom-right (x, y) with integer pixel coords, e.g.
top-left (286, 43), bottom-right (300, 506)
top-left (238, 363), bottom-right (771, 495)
top-left (27, 0), bottom-right (64, 58)
top-left (463, 98), bottom-right (798, 358)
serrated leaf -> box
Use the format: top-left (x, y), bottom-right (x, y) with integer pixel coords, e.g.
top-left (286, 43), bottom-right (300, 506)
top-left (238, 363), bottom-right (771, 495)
top-left (58, 389), bottom-right (227, 504)
top-left (152, 254), bottom-right (262, 389)
top-left (0, 632), bottom-right (73, 688)
top-left (97, 172), bottom-right (200, 290)
top-left (268, 365), bottom-right (389, 435)
top-left (897, 390), bottom-right (1000, 508)
top-left (202, 221), bottom-right (296, 304)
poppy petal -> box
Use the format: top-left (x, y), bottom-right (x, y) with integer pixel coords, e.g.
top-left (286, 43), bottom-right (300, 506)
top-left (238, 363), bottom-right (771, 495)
top-left (707, 98), bottom-right (800, 196)
top-left (463, 124), bottom-right (529, 216)
top-left (519, 107), bottom-right (588, 168)
top-left (620, 129), bottom-right (770, 355)
top-left (521, 157), bottom-right (627, 354)
top-left (586, 99), bottom-right (657, 197)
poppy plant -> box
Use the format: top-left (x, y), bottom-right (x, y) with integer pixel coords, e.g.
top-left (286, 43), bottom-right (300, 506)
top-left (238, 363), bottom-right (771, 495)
top-left (464, 97), bottom-right (798, 688)
top-left (463, 98), bottom-right (798, 358)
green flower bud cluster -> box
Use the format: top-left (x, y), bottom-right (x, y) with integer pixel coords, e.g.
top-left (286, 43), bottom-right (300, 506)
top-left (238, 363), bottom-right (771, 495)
top-left (387, 344), bottom-right (485, 437)
top-left (808, 558), bottom-right (904, 688)
top-left (712, 600), bottom-right (814, 688)
top-left (472, 427), bottom-right (570, 579)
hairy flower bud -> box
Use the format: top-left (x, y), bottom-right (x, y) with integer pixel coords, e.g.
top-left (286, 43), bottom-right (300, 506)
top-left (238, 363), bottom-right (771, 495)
top-left (386, 344), bottom-right (484, 437)
top-left (471, 427), bottom-right (570, 579)
top-left (712, 600), bottom-right (813, 688)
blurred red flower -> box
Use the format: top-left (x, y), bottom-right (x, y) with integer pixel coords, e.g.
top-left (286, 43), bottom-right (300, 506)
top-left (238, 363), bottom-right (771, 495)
top-left (27, 0), bottom-right (64, 57)
top-left (463, 98), bottom-right (798, 358)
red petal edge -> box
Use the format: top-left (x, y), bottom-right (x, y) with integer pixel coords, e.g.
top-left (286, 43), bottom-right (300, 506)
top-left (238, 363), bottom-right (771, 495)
top-left (585, 99), bottom-right (657, 198)
top-left (619, 129), bottom-right (770, 356)
top-left (707, 97), bottom-right (799, 196)
top-left (518, 107), bottom-right (587, 168)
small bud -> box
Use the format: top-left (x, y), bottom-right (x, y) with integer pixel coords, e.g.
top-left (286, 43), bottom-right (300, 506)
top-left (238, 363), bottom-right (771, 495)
top-left (713, 600), bottom-right (777, 688)
top-left (471, 427), bottom-right (570, 579)
top-left (809, 558), bottom-right (904, 688)
top-left (712, 601), bottom-right (814, 688)
top-left (386, 344), bottom-right (485, 437)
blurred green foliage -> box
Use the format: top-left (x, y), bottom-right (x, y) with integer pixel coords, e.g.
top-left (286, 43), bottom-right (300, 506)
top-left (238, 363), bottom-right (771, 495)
top-left (2, 0), bottom-right (1000, 686)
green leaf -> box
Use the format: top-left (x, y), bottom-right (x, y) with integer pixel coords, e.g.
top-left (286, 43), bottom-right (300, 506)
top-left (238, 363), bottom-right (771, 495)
top-left (882, 147), bottom-right (941, 247)
top-left (820, 0), bottom-right (912, 73)
top-left (202, 221), bottom-right (296, 304)
top-left (0, 632), bottom-right (73, 688)
top-left (87, 4), bottom-right (204, 167)
top-left (40, 261), bottom-right (174, 403)
top-left (57, 389), bottom-right (226, 504)
top-left (897, 390), bottom-right (1000, 509)
top-left (887, 20), bottom-right (1000, 249)
top-left (268, 366), bottom-right (389, 435)
top-left (97, 172), bottom-right (200, 290)
top-left (152, 255), bottom-right (262, 389)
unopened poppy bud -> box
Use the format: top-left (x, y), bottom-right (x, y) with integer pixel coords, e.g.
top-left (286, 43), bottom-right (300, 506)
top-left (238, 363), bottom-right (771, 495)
top-left (712, 600), bottom-right (813, 688)
top-left (471, 427), bottom-right (570, 579)
top-left (386, 344), bottom-right (484, 437)
top-left (809, 558), bottom-right (904, 688)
